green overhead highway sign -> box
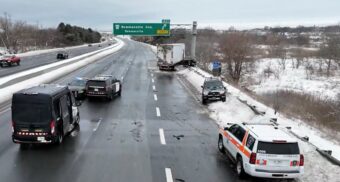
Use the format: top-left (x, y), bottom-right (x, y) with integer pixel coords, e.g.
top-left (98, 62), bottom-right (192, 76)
top-left (113, 21), bottom-right (170, 36)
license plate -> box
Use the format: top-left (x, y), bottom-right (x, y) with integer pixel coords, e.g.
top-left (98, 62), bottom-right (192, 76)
top-left (94, 89), bottom-right (98, 91)
top-left (37, 137), bottom-right (45, 141)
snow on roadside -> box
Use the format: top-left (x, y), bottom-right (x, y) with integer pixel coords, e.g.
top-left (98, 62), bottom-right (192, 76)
top-left (178, 67), bottom-right (340, 182)
top-left (246, 58), bottom-right (340, 101)
top-left (0, 39), bottom-right (124, 104)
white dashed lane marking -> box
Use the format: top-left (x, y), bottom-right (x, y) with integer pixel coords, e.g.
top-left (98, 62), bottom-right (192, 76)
top-left (159, 128), bottom-right (166, 145)
top-left (165, 168), bottom-right (174, 182)
top-left (156, 107), bottom-right (161, 117)
top-left (154, 94), bottom-right (158, 101)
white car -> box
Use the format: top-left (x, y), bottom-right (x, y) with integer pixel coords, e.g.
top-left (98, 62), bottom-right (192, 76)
top-left (218, 122), bottom-right (304, 179)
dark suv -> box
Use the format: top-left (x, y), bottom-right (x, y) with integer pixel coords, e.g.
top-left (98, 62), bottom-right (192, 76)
top-left (11, 84), bottom-right (80, 149)
top-left (201, 78), bottom-right (227, 104)
top-left (56, 51), bottom-right (69, 59)
top-left (86, 75), bottom-right (121, 100)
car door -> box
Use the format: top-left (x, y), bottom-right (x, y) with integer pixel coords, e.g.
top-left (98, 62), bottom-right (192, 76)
top-left (59, 95), bottom-right (71, 134)
top-left (229, 125), bottom-right (246, 159)
top-left (224, 124), bottom-right (239, 157)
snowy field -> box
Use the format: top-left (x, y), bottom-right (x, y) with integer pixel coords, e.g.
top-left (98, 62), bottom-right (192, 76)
top-left (245, 58), bottom-right (340, 101)
top-left (178, 67), bottom-right (340, 182)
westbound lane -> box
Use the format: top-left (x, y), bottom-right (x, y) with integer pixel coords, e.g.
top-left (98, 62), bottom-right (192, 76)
top-left (0, 39), bottom-right (247, 182)
top-left (0, 42), bottom-right (110, 78)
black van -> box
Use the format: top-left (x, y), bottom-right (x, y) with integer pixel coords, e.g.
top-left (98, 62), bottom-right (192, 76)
top-left (11, 84), bottom-right (80, 148)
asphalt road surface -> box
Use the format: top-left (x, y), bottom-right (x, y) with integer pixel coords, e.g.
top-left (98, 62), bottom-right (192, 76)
top-left (0, 42), bottom-right (110, 78)
top-left (0, 39), bottom-right (259, 182)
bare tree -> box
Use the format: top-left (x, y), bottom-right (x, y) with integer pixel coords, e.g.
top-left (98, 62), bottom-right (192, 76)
top-left (319, 36), bottom-right (340, 77)
top-left (219, 32), bottom-right (254, 83)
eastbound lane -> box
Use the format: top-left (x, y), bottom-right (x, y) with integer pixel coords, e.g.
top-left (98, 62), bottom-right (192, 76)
top-left (0, 42), bottom-right (111, 78)
top-left (0, 39), bottom-right (244, 182)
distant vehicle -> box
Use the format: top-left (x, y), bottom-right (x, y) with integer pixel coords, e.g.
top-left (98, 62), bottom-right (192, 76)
top-left (218, 122), bottom-right (304, 179)
top-left (201, 77), bottom-right (226, 104)
top-left (56, 51), bottom-right (69, 59)
top-left (11, 84), bottom-right (81, 149)
top-left (98, 44), bottom-right (102, 47)
top-left (88, 44), bottom-right (92, 47)
top-left (108, 43), bottom-right (112, 46)
top-left (86, 75), bottom-right (121, 101)
top-left (0, 54), bottom-right (20, 67)
top-left (68, 77), bottom-right (88, 100)
top-left (157, 43), bottom-right (185, 71)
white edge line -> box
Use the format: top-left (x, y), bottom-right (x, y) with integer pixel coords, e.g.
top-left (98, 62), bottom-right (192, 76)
top-left (159, 128), bottom-right (166, 145)
top-left (152, 78), bottom-right (155, 83)
top-left (165, 168), bottom-right (174, 182)
top-left (93, 119), bottom-right (102, 132)
top-left (156, 107), bottom-right (161, 117)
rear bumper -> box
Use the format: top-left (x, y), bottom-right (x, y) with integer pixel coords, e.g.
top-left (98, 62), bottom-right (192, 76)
top-left (203, 94), bottom-right (226, 101)
top-left (245, 164), bottom-right (304, 179)
top-left (12, 135), bottom-right (55, 144)
top-left (159, 65), bottom-right (174, 70)
top-left (86, 93), bottom-right (108, 97)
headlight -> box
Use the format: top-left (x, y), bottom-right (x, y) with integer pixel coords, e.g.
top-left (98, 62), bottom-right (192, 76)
top-left (203, 90), bottom-right (209, 95)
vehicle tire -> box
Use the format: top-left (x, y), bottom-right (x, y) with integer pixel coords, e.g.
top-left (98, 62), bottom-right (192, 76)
top-left (0, 63), bottom-right (3, 68)
top-left (107, 93), bottom-right (113, 101)
top-left (222, 98), bottom-right (226, 102)
top-left (17, 61), bottom-right (20, 66)
top-left (236, 157), bottom-right (247, 179)
top-left (218, 136), bottom-right (225, 154)
top-left (56, 128), bottom-right (64, 145)
top-left (202, 98), bottom-right (207, 105)
top-left (118, 86), bottom-right (122, 96)
top-left (20, 143), bottom-right (29, 150)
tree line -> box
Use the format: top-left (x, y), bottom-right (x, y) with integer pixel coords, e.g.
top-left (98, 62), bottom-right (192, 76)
top-left (0, 13), bottom-right (101, 53)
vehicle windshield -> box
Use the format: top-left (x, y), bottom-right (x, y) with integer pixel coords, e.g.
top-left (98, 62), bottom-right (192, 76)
top-left (12, 103), bottom-right (51, 124)
top-left (70, 79), bottom-right (86, 87)
top-left (257, 142), bottom-right (300, 155)
top-left (205, 80), bottom-right (224, 89)
top-left (87, 80), bottom-right (106, 87)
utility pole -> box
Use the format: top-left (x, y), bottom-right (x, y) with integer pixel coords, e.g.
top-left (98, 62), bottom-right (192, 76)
top-left (191, 21), bottom-right (197, 61)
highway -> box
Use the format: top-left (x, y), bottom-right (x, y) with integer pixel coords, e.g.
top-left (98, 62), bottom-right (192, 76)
top-left (0, 39), bottom-right (251, 182)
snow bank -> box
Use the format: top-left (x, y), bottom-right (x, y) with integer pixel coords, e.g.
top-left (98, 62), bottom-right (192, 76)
top-left (178, 67), bottom-right (340, 182)
top-left (0, 39), bottom-right (124, 104)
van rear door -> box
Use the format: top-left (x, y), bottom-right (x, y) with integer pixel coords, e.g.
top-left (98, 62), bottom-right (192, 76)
top-left (255, 141), bottom-right (301, 173)
top-left (12, 102), bottom-right (51, 133)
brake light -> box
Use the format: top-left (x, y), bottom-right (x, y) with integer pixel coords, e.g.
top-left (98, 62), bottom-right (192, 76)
top-left (249, 152), bottom-right (257, 164)
top-left (50, 120), bottom-right (55, 134)
top-left (299, 154), bottom-right (304, 166)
